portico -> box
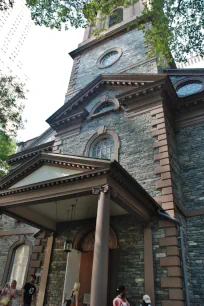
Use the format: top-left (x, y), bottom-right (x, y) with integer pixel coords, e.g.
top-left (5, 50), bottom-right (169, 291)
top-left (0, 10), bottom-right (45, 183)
top-left (0, 153), bottom-right (158, 306)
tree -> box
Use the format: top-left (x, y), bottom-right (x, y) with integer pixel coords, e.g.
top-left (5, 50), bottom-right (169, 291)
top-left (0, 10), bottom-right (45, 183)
top-left (0, 74), bottom-right (26, 176)
top-left (0, 132), bottom-right (16, 177)
top-left (24, 0), bottom-right (203, 64)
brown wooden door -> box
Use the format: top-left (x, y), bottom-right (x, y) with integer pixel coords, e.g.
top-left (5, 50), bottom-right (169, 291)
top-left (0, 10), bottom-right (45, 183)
top-left (79, 252), bottom-right (93, 304)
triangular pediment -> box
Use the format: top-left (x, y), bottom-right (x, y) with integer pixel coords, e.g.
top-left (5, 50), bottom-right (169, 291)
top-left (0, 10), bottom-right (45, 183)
top-left (9, 165), bottom-right (82, 188)
top-left (0, 152), bottom-right (111, 190)
top-left (46, 73), bottom-right (167, 129)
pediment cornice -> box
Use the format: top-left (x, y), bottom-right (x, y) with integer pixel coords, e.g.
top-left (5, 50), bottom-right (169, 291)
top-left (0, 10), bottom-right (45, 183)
top-left (46, 73), bottom-right (167, 129)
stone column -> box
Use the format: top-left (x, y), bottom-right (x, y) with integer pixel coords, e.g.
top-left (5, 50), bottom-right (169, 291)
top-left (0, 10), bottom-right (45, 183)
top-left (90, 185), bottom-right (110, 306)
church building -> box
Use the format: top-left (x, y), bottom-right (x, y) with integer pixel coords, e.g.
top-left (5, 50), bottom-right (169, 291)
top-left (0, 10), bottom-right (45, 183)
top-left (0, 2), bottom-right (204, 306)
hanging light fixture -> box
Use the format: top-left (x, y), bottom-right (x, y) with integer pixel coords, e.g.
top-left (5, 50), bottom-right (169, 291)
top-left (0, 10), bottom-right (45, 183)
top-left (63, 204), bottom-right (74, 253)
top-left (63, 239), bottom-right (72, 253)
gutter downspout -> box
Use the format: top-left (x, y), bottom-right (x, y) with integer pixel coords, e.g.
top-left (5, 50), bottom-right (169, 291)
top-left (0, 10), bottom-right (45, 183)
top-left (158, 209), bottom-right (190, 306)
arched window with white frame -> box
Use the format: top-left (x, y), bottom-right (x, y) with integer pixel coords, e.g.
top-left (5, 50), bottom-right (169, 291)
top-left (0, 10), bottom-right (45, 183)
top-left (7, 244), bottom-right (30, 290)
top-left (89, 136), bottom-right (115, 160)
top-left (83, 127), bottom-right (120, 161)
top-left (2, 240), bottom-right (32, 290)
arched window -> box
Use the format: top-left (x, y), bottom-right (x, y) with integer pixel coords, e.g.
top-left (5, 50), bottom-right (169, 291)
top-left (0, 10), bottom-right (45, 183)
top-left (7, 244), bottom-right (30, 290)
top-left (94, 102), bottom-right (114, 114)
top-left (90, 137), bottom-right (115, 160)
top-left (109, 8), bottom-right (123, 27)
top-left (2, 240), bottom-right (32, 290)
top-left (83, 127), bottom-right (120, 161)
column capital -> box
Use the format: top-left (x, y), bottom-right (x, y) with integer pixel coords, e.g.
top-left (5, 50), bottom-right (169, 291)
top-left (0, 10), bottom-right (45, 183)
top-left (92, 184), bottom-right (110, 195)
top-left (92, 185), bottom-right (117, 197)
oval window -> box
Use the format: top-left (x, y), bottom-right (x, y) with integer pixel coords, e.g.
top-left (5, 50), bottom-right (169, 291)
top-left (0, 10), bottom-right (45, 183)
top-left (176, 81), bottom-right (203, 97)
top-left (97, 48), bottom-right (122, 69)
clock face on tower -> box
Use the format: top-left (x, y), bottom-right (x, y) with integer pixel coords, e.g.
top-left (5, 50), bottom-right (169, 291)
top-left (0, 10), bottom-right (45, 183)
top-left (97, 48), bottom-right (122, 69)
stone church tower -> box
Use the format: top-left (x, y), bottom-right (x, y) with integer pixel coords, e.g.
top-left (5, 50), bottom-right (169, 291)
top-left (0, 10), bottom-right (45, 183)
top-left (0, 2), bottom-right (204, 306)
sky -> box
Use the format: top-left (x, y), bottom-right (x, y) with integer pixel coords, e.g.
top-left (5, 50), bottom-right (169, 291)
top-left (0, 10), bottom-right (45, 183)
top-left (17, 25), bottom-right (84, 142)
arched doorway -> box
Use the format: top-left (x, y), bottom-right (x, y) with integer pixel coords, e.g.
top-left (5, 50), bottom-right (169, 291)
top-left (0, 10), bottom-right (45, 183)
top-left (74, 227), bottom-right (118, 306)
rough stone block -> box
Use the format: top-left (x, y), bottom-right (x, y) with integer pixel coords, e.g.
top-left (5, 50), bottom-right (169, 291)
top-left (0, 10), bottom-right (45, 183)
top-left (150, 107), bottom-right (163, 115)
top-left (34, 239), bottom-right (41, 246)
top-left (159, 220), bottom-right (175, 228)
top-left (166, 246), bottom-right (180, 256)
top-left (161, 277), bottom-right (182, 288)
top-left (33, 246), bottom-right (43, 253)
top-left (161, 172), bottom-right (171, 180)
top-left (159, 145), bottom-right (168, 153)
top-left (153, 139), bottom-right (168, 148)
top-left (160, 256), bottom-right (180, 267)
top-left (158, 133), bottom-right (167, 141)
top-left (160, 158), bottom-right (169, 166)
top-left (162, 187), bottom-right (173, 195)
top-left (154, 194), bottom-right (173, 203)
top-left (165, 228), bottom-right (178, 237)
top-left (169, 289), bottom-right (184, 300)
top-left (154, 151), bottom-right (169, 160)
top-left (162, 202), bottom-right (174, 210)
top-left (168, 267), bottom-right (181, 277)
top-left (31, 253), bottom-right (38, 260)
top-left (30, 260), bottom-right (41, 268)
top-left (156, 165), bottom-right (170, 174)
top-left (159, 237), bottom-right (178, 247)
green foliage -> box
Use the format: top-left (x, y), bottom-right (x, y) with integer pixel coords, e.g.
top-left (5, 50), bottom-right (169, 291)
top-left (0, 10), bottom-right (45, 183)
top-left (24, 0), bottom-right (203, 64)
top-left (0, 74), bottom-right (26, 138)
top-left (0, 132), bottom-right (16, 177)
top-left (0, 73), bottom-right (26, 177)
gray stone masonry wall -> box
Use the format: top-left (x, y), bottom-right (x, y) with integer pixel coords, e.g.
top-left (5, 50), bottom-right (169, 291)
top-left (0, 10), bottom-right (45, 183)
top-left (186, 215), bottom-right (204, 306)
top-left (61, 91), bottom-right (160, 198)
top-left (176, 123), bottom-right (204, 210)
top-left (44, 215), bottom-right (145, 306)
top-left (152, 222), bottom-right (168, 306)
top-left (0, 215), bottom-right (36, 306)
top-left (66, 28), bottom-right (157, 103)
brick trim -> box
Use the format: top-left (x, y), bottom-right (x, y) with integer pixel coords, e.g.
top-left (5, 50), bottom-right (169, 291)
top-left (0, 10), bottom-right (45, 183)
top-left (151, 106), bottom-right (184, 305)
